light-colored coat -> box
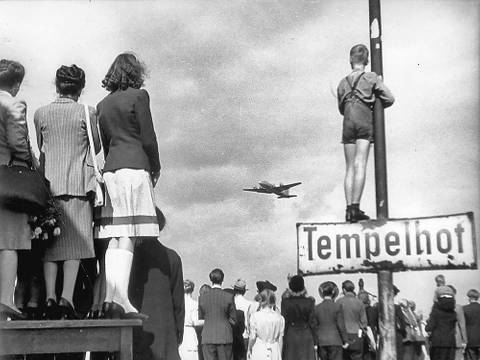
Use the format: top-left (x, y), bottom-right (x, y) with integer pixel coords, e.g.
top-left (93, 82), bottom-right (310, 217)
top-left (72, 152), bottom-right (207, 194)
top-left (34, 98), bottom-right (99, 197)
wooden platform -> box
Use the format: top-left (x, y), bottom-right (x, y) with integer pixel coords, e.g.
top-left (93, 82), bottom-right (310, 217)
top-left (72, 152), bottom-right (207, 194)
top-left (0, 319), bottom-right (142, 360)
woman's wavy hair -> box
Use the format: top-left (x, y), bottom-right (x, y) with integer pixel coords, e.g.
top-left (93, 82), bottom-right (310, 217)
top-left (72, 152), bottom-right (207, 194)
top-left (102, 52), bottom-right (146, 92)
top-left (0, 59), bottom-right (25, 88)
top-left (259, 289), bottom-right (276, 309)
top-left (55, 64), bottom-right (85, 96)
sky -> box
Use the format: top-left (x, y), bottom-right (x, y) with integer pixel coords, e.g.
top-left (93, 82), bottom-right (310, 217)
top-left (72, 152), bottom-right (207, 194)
top-left (0, 0), bottom-right (479, 316)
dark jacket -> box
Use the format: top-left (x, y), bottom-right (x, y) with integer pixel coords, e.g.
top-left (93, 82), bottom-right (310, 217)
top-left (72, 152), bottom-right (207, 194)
top-left (313, 298), bottom-right (347, 346)
top-left (199, 287), bottom-right (237, 344)
top-left (281, 295), bottom-right (316, 360)
top-left (97, 87), bottom-right (160, 174)
top-left (425, 298), bottom-right (457, 348)
top-left (129, 240), bottom-right (185, 360)
top-left (463, 302), bottom-right (480, 347)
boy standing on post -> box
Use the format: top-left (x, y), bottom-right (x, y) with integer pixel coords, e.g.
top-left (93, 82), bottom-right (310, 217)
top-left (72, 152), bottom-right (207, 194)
top-left (337, 44), bottom-right (395, 223)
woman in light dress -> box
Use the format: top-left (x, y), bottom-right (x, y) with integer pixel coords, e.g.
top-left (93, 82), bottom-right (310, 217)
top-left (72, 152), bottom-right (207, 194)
top-left (248, 290), bottom-right (285, 360)
top-left (179, 279), bottom-right (204, 360)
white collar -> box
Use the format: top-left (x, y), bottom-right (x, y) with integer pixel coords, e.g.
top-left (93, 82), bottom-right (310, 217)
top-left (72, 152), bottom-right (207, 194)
top-left (212, 284), bottom-right (222, 289)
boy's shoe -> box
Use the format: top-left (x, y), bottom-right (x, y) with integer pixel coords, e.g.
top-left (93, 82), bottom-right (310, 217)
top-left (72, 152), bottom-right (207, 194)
top-left (345, 206), bottom-right (352, 222)
top-left (350, 207), bottom-right (370, 223)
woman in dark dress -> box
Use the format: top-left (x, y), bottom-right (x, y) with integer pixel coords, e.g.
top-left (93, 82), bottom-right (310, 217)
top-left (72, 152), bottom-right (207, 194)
top-left (426, 289), bottom-right (457, 360)
top-left (281, 275), bottom-right (316, 360)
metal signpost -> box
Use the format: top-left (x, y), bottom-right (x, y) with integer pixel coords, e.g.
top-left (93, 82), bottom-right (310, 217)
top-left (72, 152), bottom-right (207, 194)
top-left (296, 1), bottom-right (478, 360)
top-left (370, 0), bottom-right (394, 358)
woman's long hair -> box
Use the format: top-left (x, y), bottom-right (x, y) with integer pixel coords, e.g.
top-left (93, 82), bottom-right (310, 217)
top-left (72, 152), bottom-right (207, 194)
top-left (102, 52), bottom-right (146, 92)
top-left (259, 289), bottom-right (276, 309)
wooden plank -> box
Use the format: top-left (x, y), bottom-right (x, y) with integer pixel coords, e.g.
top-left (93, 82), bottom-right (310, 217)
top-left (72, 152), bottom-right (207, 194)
top-left (0, 327), bottom-right (120, 354)
top-left (0, 319), bottom-right (142, 330)
top-left (118, 326), bottom-right (132, 360)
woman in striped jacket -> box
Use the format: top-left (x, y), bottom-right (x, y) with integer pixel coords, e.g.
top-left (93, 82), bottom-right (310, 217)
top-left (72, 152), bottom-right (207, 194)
top-left (34, 64), bottom-right (100, 319)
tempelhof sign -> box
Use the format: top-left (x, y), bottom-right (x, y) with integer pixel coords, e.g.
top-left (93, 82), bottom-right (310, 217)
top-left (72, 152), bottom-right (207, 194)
top-left (297, 212), bottom-right (477, 275)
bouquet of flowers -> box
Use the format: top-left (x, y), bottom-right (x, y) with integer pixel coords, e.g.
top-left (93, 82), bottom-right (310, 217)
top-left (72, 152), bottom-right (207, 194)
top-left (29, 199), bottom-right (61, 241)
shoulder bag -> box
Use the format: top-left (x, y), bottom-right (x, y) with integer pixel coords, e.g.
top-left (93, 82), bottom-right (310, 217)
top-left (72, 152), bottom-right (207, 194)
top-left (84, 104), bottom-right (105, 207)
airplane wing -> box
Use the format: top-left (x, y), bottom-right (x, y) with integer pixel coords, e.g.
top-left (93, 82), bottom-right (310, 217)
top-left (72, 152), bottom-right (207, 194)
top-left (243, 188), bottom-right (272, 193)
top-left (276, 182), bottom-right (302, 191)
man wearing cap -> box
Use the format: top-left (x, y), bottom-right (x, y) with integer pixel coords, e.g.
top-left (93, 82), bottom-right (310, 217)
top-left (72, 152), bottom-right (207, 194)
top-left (232, 279), bottom-right (254, 360)
top-left (336, 280), bottom-right (367, 360)
top-left (313, 281), bottom-right (347, 360)
top-left (464, 289), bottom-right (480, 360)
top-left (199, 268), bottom-right (237, 360)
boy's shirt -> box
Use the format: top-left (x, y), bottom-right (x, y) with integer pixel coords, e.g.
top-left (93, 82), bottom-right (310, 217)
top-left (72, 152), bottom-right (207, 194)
top-left (337, 70), bottom-right (395, 115)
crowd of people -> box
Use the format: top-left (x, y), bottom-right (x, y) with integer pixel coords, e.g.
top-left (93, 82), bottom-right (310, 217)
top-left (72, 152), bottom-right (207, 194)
top-left (183, 272), bottom-right (480, 360)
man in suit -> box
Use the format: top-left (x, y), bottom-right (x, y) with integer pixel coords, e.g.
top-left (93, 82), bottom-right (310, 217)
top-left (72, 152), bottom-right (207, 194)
top-left (464, 289), bottom-right (480, 360)
top-left (336, 280), bottom-right (367, 360)
top-left (199, 268), bottom-right (237, 360)
top-left (313, 281), bottom-right (348, 360)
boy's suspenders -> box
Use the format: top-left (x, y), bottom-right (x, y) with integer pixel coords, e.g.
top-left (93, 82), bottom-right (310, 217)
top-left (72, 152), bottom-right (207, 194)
top-left (344, 72), bottom-right (370, 108)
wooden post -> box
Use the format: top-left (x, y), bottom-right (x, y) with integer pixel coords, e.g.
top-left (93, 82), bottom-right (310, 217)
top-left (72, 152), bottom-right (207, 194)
top-left (368, 0), bottom-right (396, 359)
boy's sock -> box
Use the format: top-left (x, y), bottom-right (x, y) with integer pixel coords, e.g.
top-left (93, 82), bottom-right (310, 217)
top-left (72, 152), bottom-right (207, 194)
top-left (104, 248), bottom-right (117, 303)
top-left (112, 249), bottom-right (138, 314)
top-left (351, 203), bottom-right (360, 209)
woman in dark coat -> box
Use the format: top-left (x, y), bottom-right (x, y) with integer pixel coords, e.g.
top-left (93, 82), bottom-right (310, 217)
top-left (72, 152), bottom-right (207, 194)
top-left (281, 275), bottom-right (316, 360)
top-left (129, 208), bottom-right (185, 360)
top-left (425, 290), bottom-right (457, 360)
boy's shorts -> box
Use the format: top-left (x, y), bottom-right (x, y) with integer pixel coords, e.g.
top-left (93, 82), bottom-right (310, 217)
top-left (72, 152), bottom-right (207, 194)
top-left (342, 101), bottom-right (374, 144)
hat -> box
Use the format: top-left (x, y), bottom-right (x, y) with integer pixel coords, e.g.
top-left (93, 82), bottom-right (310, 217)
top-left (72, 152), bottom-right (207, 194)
top-left (318, 281), bottom-right (339, 299)
top-left (233, 279), bottom-right (248, 291)
top-left (288, 275), bottom-right (305, 293)
top-left (256, 280), bottom-right (277, 292)
top-left (184, 279), bottom-right (195, 293)
top-left (437, 285), bottom-right (455, 298)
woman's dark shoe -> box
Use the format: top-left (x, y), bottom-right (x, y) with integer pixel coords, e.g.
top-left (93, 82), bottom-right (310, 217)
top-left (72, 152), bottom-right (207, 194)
top-left (0, 303), bottom-right (27, 321)
top-left (110, 302), bottom-right (148, 320)
top-left (85, 309), bottom-right (95, 319)
top-left (101, 302), bottom-right (112, 319)
top-left (25, 306), bottom-right (41, 320)
top-left (58, 298), bottom-right (79, 320)
top-left (43, 298), bottom-right (60, 320)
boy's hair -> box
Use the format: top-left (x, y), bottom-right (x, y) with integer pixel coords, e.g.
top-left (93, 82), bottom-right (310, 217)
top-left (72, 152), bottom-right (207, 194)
top-left (349, 44), bottom-right (369, 67)
top-left (467, 289), bottom-right (479, 300)
top-left (435, 274), bottom-right (446, 286)
top-left (342, 280), bottom-right (355, 293)
top-left (209, 268), bottom-right (224, 285)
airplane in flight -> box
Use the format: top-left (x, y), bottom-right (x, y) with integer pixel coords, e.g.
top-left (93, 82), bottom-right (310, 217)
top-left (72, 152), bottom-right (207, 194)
top-left (243, 181), bottom-right (302, 199)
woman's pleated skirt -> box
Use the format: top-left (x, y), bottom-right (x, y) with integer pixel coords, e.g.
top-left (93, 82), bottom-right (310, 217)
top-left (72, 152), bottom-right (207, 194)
top-left (94, 168), bottom-right (159, 239)
top-left (43, 195), bottom-right (95, 261)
